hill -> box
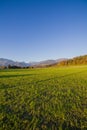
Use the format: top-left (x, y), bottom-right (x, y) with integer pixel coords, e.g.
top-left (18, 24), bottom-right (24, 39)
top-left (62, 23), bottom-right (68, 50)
top-left (58, 55), bottom-right (87, 66)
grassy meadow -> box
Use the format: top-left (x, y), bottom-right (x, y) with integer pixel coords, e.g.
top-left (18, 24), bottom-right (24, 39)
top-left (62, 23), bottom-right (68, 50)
top-left (0, 66), bottom-right (87, 130)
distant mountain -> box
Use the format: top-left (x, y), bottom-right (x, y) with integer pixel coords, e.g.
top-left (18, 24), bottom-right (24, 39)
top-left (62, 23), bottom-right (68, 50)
top-left (32, 59), bottom-right (67, 67)
top-left (0, 58), bottom-right (29, 67)
top-left (0, 58), bottom-right (67, 67)
top-left (0, 58), bottom-right (14, 66)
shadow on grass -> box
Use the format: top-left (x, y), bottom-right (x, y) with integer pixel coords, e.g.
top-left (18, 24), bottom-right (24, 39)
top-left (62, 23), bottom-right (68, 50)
top-left (0, 104), bottom-right (13, 114)
top-left (0, 74), bottom-right (37, 79)
top-left (0, 84), bottom-right (16, 89)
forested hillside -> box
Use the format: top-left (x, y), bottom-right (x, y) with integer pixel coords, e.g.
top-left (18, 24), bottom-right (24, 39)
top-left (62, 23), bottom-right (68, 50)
top-left (58, 55), bottom-right (87, 66)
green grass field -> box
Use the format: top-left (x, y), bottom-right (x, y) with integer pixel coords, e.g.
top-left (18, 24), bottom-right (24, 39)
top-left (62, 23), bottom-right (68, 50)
top-left (0, 66), bottom-right (87, 130)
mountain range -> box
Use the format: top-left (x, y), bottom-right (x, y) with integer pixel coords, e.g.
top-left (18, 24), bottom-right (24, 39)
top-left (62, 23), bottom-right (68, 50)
top-left (0, 55), bottom-right (87, 68)
top-left (0, 58), bottom-right (67, 67)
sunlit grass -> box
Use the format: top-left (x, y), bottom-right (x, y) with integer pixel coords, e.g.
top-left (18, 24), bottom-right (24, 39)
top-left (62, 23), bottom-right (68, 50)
top-left (0, 66), bottom-right (87, 130)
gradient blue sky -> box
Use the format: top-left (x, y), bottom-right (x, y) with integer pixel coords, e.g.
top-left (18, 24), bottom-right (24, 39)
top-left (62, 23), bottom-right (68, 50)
top-left (0, 0), bottom-right (87, 62)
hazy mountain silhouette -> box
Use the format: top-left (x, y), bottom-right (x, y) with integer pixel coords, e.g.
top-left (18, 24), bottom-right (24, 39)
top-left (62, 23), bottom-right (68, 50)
top-left (0, 58), bottom-right (29, 67)
top-left (0, 58), bottom-right (67, 67)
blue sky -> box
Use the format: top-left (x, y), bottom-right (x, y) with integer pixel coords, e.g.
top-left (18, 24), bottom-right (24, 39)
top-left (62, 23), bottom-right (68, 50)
top-left (0, 0), bottom-right (87, 62)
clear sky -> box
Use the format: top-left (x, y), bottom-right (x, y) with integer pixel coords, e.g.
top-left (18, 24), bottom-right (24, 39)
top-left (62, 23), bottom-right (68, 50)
top-left (0, 0), bottom-right (87, 62)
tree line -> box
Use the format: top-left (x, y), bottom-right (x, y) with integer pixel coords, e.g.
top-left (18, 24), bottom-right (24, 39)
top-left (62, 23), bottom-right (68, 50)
top-left (58, 55), bottom-right (87, 66)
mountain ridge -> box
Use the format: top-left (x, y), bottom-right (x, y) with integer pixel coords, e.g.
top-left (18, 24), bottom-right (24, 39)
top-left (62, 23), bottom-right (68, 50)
top-left (0, 58), bottom-right (67, 67)
top-left (0, 54), bottom-right (87, 68)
